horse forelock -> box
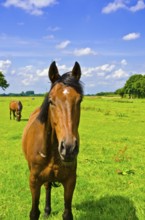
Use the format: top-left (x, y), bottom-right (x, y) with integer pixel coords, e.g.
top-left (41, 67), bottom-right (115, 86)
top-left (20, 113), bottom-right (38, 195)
top-left (51, 72), bottom-right (84, 96)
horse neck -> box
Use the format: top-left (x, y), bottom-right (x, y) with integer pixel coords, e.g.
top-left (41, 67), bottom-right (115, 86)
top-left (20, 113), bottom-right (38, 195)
top-left (17, 102), bottom-right (21, 110)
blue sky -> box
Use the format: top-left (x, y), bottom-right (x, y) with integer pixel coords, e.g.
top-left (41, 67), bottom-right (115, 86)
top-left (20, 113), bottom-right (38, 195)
top-left (0, 0), bottom-right (145, 94)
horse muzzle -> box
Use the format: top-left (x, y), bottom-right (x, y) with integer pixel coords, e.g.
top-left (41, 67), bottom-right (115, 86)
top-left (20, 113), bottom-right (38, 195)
top-left (59, 139), bottom-right (79, 162)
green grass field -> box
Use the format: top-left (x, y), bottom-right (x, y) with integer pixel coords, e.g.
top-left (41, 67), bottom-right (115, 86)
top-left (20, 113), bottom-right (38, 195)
top-left (0, 96), bottom-right (145, 220)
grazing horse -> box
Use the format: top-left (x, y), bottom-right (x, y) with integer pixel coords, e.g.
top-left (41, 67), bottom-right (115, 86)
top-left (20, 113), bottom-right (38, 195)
top-left (22, 61), bottom-right (83, 220)
top-left (9, 100), bottom-right (23, 121)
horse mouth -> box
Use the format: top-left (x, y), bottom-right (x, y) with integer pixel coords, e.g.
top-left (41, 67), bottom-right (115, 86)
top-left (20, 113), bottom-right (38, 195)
top-left (60, 154), bottom-right (76, 163)
top-left (61, 157), bottom-right (77, 166)
top-left (62, 158), bottom-right (74, 162)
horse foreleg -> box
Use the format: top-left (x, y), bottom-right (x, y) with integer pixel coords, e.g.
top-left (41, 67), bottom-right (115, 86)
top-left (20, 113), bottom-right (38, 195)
top-left (44, 182), bottom-right (52, 216)
top-left (13, 110), bottom-right (15, 120)
top-left (62, 175), bottom-right (76, 220)
top-left (29, 174), bottom-right (41, 220)
top-left (10, 110), bottom-right (12, 120)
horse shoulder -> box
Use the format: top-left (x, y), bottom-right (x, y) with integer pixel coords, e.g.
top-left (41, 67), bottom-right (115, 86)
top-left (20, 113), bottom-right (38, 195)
top-left (22, 107), bottom-right (45, 163)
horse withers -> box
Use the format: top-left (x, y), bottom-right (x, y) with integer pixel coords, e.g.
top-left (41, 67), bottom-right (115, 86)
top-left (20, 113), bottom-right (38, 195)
top-left (22, 61), bottom-right (83, 220)
top-left (9, 100), bottom-right (23, 121)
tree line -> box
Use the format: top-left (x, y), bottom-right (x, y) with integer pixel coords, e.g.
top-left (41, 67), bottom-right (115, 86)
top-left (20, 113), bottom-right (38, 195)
top-left (116, 74), bottom-right (145, 98)
top-left (0, 72), bottom-right (43, 96)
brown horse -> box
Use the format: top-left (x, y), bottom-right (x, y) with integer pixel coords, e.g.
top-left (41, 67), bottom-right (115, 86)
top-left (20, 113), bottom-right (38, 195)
top-left (9, 100), bottom-right (23, 121)
top-left (22, 61), bottom-right (83, 220)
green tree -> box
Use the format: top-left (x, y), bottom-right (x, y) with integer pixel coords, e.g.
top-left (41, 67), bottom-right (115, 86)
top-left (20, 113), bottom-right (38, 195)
top-left (134, 76), bottom-right (145, 98)
top-left (0, 71), bottom-right (9, 90)
top-left (25, 91), bottom-right (35, 96)
top-left (124, 74), bottom-right (143, 98)
top-left (115, 87), bottom-right (125, 98)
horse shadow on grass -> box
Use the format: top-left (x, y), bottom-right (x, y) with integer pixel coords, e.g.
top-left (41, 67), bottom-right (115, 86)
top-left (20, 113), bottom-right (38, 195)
top-left (76, 195), bottom-right (139, 220)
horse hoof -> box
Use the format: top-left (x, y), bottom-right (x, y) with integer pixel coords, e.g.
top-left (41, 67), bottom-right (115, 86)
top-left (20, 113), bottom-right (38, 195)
top-left (44, 208), bottom-right (51, 218)
top-left (62, 211), bottom-right (73, 220)
top-left (30, 209), bottom-right (40, 220)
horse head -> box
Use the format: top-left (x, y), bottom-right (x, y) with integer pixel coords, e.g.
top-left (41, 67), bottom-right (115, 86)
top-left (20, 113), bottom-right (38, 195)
top-left (48, 61), bottom-right (83, 163)
top-left (16, 101), bottom-right (22, 121)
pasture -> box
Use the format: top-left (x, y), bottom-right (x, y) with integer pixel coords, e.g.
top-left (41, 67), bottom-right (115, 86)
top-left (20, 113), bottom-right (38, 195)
top-left (0, 96), bottom-right (145, 220)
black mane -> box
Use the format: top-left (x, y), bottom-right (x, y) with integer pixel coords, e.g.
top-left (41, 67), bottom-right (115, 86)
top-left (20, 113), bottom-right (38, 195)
top-left (37, 72), bottom-right (84, 124)
top-left (37, 94), bottom-right (49, 123)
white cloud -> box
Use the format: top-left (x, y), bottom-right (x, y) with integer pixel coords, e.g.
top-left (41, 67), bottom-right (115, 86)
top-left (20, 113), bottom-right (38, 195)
top-left (82, 67), bottom-right (95, 77)
top-left (122, 32), bottom-right (140, 41)
top-left (121, 59), bottom-right (127, 65)
top-left (37, 63), bottom-right (72, 79)
top-left (28, 0), bottom-right (57, 7)
top-left (88, 83), bottom-right (95, 88)
top-left (56, 40), bottom-right (71, 49)
top-left (112, 68), bottom-right (129, 78)
top-left (102, 0), bottom-right (145, 14)
top-left (130, 0), bottom-right (145, 12)
top-left (47, 26), bottom-right (60, 32)
top-left (37, 68), bottom-right (48, 77)
top-left (14, 65), bottom-right (39, 86)
top-left (22, 75), bottom-right (38, 86)
top-left (11, 70), bottom-right (16, 75)
top-left (1, 60), bottom-right (132, 94)
top-left (106, 69), bottom-right (128, 79)
top-left (96, 64), bottom-right (115, 72)
top-left (18, 65), bottom-right (34, 76)
top-left (3, 0), bottom-right (58, 15)
top-left (16, 63), bottom-right (69, 89)
top-left (43, 35), bottom-right (54, 40)
top-left (0, 59), bottom-right (12, 71)
top-left (82, 64), bottom-right (115, 77)
top-left (102, 0), bottom-right (127, 14)
top-left (73, 47), bottom-right (97, 56)
top-left (22, 75), bottom-right (33, 86)
top-left (57, 64), bottom-right (69, 73)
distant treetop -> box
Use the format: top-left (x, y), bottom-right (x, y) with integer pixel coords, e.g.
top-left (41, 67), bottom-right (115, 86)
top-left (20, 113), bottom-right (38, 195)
top-left (0, 71), bottom-right (9, 90)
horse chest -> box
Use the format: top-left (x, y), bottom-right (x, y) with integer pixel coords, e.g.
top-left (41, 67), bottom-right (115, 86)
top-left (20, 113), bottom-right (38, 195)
top-left (41, 160), bottom-right (76, 183)
top-left (41, 163), bottom-right (67, 182)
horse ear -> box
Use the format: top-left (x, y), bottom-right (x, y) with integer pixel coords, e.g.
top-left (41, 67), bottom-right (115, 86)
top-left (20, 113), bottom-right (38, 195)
top-left (48, 61), bottom-right (60, 83)
top-left (71, 62), bottom-right (81, 81)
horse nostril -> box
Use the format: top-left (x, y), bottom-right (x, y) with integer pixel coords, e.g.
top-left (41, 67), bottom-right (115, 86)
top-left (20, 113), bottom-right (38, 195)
top-left (59, 139), bottom-right (79, 162)
top-left (60, 141), bottom-right (66, 156)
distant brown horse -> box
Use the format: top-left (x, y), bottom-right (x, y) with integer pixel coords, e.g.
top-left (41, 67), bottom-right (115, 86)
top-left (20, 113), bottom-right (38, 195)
top-left (9, 100), bottom-right (23, 121)
top-left (22, 61), bottom-right (83, 220)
